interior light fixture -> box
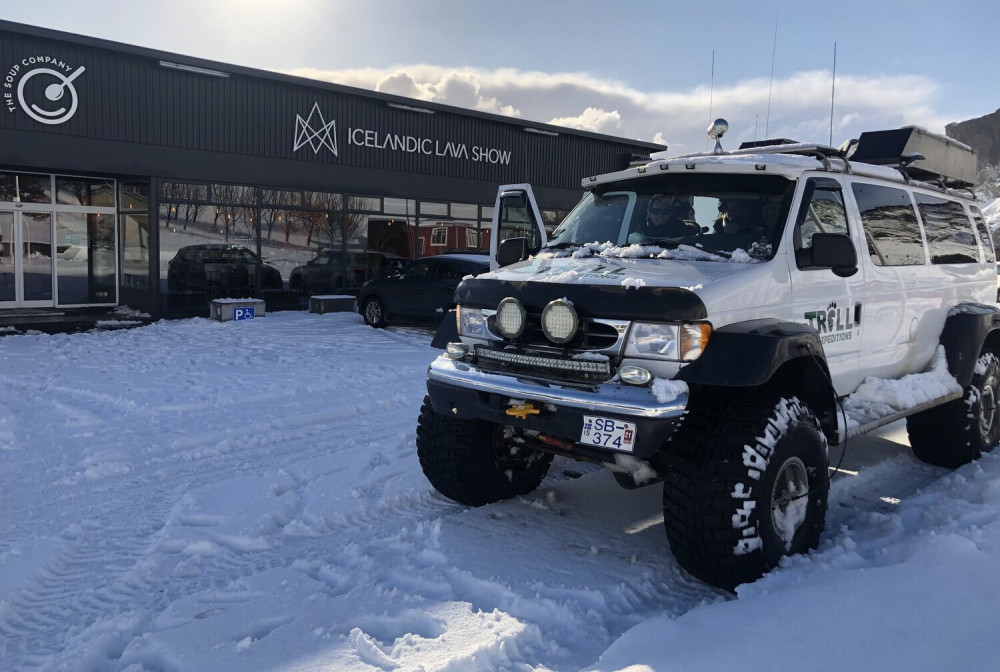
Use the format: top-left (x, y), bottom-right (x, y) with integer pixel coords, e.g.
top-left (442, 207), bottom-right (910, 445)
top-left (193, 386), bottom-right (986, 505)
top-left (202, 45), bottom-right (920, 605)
top-left (386, 102), bottom-right (435, 115)
top-left (524, 127), bottom-right (560, 137)
top-left (158, 60), bottom-right (230, 78)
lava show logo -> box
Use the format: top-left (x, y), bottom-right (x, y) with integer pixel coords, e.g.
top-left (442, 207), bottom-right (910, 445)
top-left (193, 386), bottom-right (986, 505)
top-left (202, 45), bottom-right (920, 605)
top-left (4, 56), bottom-right (86, 125)
top-left (293, 102), bottom-right (338, 156)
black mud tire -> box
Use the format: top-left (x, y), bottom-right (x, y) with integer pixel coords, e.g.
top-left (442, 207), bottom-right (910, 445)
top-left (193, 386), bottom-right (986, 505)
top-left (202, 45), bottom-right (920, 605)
top-left (362, 296), bottom-right (387, 328)
top-left (416, 396), bottom-right (553, 506)
top-left (907, 351), bottom-right (1000, 468)
top-left (663, 390), bottom-right (829, 591)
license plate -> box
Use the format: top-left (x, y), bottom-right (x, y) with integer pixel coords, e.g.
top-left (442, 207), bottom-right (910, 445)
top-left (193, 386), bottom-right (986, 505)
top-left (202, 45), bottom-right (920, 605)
top-left (580, 416), bottom-right (636, 452)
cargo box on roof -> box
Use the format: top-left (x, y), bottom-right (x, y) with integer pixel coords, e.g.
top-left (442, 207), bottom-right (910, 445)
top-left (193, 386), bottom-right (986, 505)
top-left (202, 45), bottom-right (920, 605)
top-left (849, 126), bottom-right (978, 187)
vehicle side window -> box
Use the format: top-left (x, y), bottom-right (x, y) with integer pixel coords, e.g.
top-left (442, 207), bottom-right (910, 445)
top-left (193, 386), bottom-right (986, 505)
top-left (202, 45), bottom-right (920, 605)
top-left (406, 260), bottom-right (433, 279)
top-left (794, 178), bottom-right (849, 270)
top-left (434, 261), bottom-right (463, 280)
top-left (915, 193), bottom-right (979, 264)
top-left (970, 207), bottom-right (995, 265)
top-left (498, 192), bottom-right (542, 252)
top-left (851, 183), bottom-right (925, 266)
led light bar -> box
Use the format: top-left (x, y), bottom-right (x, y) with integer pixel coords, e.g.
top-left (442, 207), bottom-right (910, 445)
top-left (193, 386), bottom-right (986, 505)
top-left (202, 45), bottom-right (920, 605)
top-left (475, 346), bottom-right (610, 375)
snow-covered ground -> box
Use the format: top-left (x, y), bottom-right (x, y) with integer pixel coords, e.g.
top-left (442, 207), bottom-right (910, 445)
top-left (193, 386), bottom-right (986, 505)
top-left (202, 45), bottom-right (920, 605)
top-left (2, 311), bottom-right (1000, 671)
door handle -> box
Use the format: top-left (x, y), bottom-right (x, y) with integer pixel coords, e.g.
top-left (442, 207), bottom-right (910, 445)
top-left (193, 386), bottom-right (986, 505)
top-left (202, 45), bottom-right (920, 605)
top-left (854, 302), bottom-right (862, 325)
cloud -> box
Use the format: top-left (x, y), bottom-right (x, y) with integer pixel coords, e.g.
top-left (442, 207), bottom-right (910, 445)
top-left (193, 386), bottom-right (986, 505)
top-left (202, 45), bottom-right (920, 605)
top-left (281, 65), bottom-right (947, 156)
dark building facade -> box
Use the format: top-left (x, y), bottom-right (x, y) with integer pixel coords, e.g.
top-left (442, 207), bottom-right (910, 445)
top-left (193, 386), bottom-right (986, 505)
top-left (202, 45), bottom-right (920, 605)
top-left (0, 20), bottom-right (662, 319)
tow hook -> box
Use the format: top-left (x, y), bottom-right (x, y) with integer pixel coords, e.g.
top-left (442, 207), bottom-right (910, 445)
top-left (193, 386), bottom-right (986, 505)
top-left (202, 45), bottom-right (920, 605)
top-left (506, 402), bottom-right (541, 419)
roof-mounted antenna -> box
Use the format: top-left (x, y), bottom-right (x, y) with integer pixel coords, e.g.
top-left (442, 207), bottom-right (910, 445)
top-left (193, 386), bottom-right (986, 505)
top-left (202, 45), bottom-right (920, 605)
top-left (829, 42), bottom-right (837, 146)
top-left (765, 13), bottom-right (778, 139)
top-left (706, 50), bottom-right (715, 151)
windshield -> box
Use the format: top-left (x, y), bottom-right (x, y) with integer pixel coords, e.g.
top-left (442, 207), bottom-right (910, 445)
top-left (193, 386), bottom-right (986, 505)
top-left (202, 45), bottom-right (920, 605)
top-left (546, 174), bottom-right (795, 262)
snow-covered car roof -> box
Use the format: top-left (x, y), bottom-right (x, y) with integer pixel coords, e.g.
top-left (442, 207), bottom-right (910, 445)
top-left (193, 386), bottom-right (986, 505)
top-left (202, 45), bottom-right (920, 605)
top-left (582, 150), bottom-right (975, 202)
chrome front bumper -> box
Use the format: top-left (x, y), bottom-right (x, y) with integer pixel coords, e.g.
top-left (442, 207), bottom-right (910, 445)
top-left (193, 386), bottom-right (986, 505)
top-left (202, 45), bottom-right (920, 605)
top-left (427, 355), bottom-right (688, 420)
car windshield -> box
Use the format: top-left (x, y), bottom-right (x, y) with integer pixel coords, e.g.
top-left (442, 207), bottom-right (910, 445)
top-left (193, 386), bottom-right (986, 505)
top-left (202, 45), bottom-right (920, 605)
top-left (545, 173), bottom-right (795, 262)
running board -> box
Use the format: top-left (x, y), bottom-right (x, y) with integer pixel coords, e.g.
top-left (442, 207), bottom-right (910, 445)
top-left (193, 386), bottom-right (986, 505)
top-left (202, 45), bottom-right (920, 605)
top-left (841, 391), bottom-right (962, 442)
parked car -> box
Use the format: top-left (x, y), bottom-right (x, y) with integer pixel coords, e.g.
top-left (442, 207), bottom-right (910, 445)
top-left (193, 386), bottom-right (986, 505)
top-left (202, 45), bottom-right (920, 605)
top-left (166, 244), bottom-right (283, 294)
top-left (289, 250), bottom-right (406, 295)
top-left (359, 253), bottom-right (490, 328)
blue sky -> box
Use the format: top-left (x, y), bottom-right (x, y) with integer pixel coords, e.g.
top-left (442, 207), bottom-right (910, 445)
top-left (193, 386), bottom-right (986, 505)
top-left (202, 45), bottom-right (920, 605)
top-left (4, 0), bottom-right (998, 153)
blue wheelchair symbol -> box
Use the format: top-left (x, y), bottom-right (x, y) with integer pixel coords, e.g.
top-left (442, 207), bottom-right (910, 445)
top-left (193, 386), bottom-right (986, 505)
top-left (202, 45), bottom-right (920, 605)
top-left (234, 307), bottom-right (255, 321)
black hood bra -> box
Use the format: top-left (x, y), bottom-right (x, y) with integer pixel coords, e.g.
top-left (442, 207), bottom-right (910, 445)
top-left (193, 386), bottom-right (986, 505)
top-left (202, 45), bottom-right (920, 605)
top-left (455, 277), bottom-right (708, 322)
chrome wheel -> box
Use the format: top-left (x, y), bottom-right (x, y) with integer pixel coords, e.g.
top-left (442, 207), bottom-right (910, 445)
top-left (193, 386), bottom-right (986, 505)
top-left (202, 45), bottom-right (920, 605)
top-left (770, 456), bottom-right (809, 551)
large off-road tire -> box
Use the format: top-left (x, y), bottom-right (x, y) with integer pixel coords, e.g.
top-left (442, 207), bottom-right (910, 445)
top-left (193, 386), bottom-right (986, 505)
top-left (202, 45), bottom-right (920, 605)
top-left (416, 396), bottom-right (553, 506)
top-left (663, 391), bottom-right (829, 591)
top-left (907, 351), bottom-right (1000, 468)
top-left (362, 296), bottom-right (388, 328)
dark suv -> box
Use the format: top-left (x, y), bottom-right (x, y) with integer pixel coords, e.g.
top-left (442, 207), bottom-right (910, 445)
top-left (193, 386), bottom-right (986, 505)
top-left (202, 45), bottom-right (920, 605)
top-left (166, 244), bottom-right (283, 295)
top-left (289, 250), bottom-right (403, 295)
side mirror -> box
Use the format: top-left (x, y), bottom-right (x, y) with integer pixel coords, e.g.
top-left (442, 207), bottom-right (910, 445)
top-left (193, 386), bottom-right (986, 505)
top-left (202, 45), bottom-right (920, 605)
top-left (811, 233), bottom-right (858, 278)
top-left (497, 237), bottom-right (529, 267)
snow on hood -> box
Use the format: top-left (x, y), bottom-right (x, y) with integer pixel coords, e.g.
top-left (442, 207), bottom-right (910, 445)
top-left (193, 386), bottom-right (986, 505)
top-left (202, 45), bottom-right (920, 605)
top-left (482, 248), bottom-right (752, 290)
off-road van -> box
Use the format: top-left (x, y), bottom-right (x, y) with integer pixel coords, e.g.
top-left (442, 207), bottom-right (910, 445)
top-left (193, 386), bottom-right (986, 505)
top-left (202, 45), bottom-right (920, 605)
top-left (416, 123), bottom-right (999, 589)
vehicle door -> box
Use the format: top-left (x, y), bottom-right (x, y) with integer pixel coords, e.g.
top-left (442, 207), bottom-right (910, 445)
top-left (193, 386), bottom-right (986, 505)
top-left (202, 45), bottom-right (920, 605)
top-left (387, 258), bottom-right (434, 317)
top-left (787, 175), bottom-right (865, 396)
top-left (418, 259), bottom-right (468, 318)
top-left (844, 180), bottom-right (927, 381)
top-left (489, 184), bottom-right (548, 270)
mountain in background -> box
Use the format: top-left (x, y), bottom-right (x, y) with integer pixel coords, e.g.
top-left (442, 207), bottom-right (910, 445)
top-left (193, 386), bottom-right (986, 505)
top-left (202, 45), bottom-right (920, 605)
top-left (946, 108), bottom-right (1000, 178)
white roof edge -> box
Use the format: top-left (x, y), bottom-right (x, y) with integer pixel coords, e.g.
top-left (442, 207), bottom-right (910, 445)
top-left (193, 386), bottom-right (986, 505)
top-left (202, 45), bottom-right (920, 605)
top-left (580, 152), bottom-right (977, 200)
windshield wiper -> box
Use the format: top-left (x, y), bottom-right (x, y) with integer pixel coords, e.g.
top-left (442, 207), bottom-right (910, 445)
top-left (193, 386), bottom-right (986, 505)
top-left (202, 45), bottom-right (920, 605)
top-left (642, 238), bottom-right (685, 250)
top-left (542, 241), bottom-right (580, 250)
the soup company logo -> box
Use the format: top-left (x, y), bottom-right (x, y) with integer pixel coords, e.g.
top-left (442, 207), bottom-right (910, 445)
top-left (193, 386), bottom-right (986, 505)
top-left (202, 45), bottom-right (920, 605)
top-left (4, 56), bottom-right (86, 125)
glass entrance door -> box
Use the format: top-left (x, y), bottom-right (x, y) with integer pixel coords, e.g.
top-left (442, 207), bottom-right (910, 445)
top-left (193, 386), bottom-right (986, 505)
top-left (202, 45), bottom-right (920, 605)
top-left (0, 211), bottom-right (15, 306)
top-left (0, 210), bottom-right (55, 308)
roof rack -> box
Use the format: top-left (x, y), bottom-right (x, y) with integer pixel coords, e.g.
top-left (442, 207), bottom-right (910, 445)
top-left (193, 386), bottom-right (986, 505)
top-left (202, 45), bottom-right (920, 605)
top-left (849, 127), bottom-right (977, 188)
top-left (729, 142), bottom-right (852, 173)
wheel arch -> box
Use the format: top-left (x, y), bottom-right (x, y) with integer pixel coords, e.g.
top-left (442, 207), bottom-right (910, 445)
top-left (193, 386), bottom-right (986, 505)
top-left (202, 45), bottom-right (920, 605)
top-left (939, 305), bottom-right (1000, 386)
top-left (676, 318), bottom-right (839, 440)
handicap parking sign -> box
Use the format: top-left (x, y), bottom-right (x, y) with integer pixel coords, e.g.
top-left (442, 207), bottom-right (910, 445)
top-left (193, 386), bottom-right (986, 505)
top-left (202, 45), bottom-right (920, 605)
top-left (233, 307), bottom-right (255, 321)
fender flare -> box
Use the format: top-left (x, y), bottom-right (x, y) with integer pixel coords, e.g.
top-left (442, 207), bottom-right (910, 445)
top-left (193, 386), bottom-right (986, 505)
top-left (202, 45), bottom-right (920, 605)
top-left (939, 304), bottom-right (1000, 387)
top-left (676, 318), bottom-right (839, 439)
top-left (431, 309), bottom-right (459, 349)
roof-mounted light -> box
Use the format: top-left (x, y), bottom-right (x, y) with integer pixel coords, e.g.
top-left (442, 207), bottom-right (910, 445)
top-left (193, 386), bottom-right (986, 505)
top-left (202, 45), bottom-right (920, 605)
top-left (708, 118), bottom-right (729, 154)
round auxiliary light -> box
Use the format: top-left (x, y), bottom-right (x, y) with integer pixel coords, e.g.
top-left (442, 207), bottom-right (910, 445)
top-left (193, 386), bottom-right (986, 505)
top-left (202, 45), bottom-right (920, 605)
top-left (495, 297), bottom-right (527, 339)
top-left (619, 366), bottom-right (652, 386)
top-left (541, 299), bottom-right (579, 345)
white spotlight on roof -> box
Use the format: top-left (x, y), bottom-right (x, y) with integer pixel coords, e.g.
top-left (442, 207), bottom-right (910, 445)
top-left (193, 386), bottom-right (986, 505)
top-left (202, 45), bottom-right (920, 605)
top-left (708, 118), bottom-right (729, 154)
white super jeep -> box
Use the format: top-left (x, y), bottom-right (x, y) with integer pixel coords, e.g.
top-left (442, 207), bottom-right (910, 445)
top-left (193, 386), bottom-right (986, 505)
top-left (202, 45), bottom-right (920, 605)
top-left (415, 124), bottom-right (999, 590)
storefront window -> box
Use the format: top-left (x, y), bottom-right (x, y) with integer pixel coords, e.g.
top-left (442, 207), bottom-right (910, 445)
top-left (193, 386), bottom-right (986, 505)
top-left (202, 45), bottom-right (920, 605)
top-left (348, 195), bottom-right (380, 212)
top-left (451, 203), bottom-right (478, 220)
top-left (56, 212), bottom-right (116, 305)
top-left (121, 213), bottom-right (149, 290)
top-left (421, 201), bottom-right (448, 217)
top-left (0, 172), bottom-right (51, 204)
top-left (212, 184), bottom-right (255, 204)
top-left (262, 189), bottom-right (302, 207)
top-left (384, 197), bottom-right (416, 215)
top-left (56, 177), bottom-right (115, 208)
top-left (161, 181), bottom-right (208, 202)
top-left (119, 181), bottom-right (149, 212)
